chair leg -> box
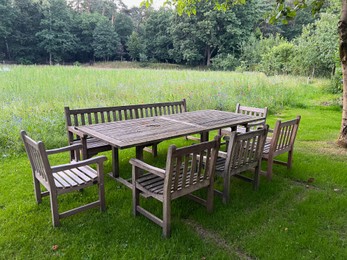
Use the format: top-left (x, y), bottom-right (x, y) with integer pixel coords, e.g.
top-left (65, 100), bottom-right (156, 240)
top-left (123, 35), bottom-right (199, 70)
top-left (163, 198), bottom-right (171, 238)
top-left (152, 144), bottom-right (158, 157)
top-left (206, 183), bottom-right (214, 213)
top-left (266, 158), bottom-right (274, 180)
top-left (253, 165), bottom-right (260, 190)
top-left (98, 182), bottom-right (106, 212)
top-left (287, 150), bottom-right (293, 169)
top-left (222, 171), bottom-right (231, 204)
top-left (132, 184), bottom-right (140, 216)
top-left (49, 192), bottom-right (60, 227)
top-left (33, 177), bottom-right (42, 204)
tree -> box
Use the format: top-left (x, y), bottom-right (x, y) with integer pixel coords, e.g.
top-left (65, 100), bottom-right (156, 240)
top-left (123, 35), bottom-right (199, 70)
top-left (144, 0), bottom-right (347, 147)
top-left (169, 1), bottom-right (258, 66)
top-left (92, 18), bottom-right (120, 61)
top-left (114, 12), bottom-right (134, 59)
top-left (126, 31), bottom-right (145, 61)
top-left (73, 12), bottom-right (105, 62)
top-left (10, 0), bottom-right (43, 63)
top-left (143, 9), bottom-right (174, 62)
top-left (0, 0), bottom-right (16, 60)
top-left (36, 0), bottom-right (76, 64)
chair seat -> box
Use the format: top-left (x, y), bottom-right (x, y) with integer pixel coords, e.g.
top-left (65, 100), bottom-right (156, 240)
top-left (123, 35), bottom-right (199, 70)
top-left (53, 165), bottom-right (98, 189)
top-left (262, 138), bottom-right (272, 154)
top-left (136, 170), bottom-right (207, 196)
top-left (215, 155), bottom-right (259, 175)
top-left (221, 126), bottom-right (247, 136)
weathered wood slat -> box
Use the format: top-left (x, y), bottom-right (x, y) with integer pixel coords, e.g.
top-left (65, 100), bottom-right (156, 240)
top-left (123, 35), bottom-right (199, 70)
top-left (215, 127), bottom-right (268, 204)
top-left (262, 116), bottom-right (301, 180)
top-left (21, 130), bottom-right (106, 227)
top-left (64, 99), bottom-right (187, 161)
top-left (130, 136), bottom-right (220, 237)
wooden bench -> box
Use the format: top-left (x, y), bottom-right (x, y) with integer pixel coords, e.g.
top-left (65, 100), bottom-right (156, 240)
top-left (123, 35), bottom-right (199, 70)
top-left (64, 99), bottom-right (187, 161)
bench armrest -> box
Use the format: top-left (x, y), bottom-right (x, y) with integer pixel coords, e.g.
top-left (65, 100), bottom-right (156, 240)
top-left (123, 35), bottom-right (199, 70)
top-left (129, 158), bottom-right (165, 178)
top-left (51, 156), bottom-right (107, 173)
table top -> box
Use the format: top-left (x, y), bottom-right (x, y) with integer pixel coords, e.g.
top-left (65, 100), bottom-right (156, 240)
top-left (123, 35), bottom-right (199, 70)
top-left (76, 110), bottom-right (264, 149)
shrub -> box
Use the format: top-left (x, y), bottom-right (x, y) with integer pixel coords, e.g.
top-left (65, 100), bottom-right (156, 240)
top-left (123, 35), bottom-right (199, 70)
top-left (211, 54), bottom-right (239, 71)
top-left (259, 42), bottom-right (295, 75)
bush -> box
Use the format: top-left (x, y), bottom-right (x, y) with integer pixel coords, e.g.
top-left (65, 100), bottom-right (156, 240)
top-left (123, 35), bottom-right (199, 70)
top-left (328, 69), bottom-right (343, 94)
top-left (259, 42), bottom-right (295, 75)
top-left (211, 54), bottom-right (239, 71)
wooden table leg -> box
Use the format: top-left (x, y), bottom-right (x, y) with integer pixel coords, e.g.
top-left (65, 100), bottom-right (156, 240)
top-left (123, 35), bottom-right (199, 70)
top-left (112, 146), bottom-right (119, 178)
top-left (136, 146), bottom-right (144, 175)
top-left (200, 131), bottom-right (209, 142)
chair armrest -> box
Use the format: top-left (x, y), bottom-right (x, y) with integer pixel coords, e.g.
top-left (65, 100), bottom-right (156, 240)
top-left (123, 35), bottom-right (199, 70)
top-left (68, 126), bottom-right (88, 138)
top-left (46, 143), bottom-right (82, 155)
top-left (129, 158), bottom-right (165, 178)
top-left (51, 156), bottom-right (107, 172)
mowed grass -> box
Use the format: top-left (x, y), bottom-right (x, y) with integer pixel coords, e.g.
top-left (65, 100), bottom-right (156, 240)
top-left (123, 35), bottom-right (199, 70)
top-left (0, 65), bottom-right (346, 259)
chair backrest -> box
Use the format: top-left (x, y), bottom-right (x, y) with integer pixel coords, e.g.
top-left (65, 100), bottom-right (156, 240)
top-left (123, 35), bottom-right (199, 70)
top-left (270, 116), bottom-right (301, 156)
top-left (163, 136), bottom-right (221, 199)
top-left (235, 103), bottom-right (268, 128)
top-left (20, 131), bottom-right (54, 191)
top-left (225, 127), bottom-right (268, 175)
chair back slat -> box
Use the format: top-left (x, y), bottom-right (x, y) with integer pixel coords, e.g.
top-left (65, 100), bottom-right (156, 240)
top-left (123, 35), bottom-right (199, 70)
top-left (164, 136), bottom-right (220, 196)
top-left (234, 103), bottom-right (268, 131)
top-left (227, 128), bottom-right (268, 174)
top-left (21, 131), bottom-right (54, 190)
top-left (271, 117), bottom-right (301, 154)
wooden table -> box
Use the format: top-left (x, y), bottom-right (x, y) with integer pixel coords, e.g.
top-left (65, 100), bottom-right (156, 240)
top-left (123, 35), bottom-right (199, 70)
top-left (76, 110), bottom-right (264, 187)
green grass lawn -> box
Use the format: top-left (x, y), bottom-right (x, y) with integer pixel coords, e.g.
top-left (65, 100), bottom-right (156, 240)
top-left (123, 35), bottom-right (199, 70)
top-left (0, 65), bottom-right (346, 258)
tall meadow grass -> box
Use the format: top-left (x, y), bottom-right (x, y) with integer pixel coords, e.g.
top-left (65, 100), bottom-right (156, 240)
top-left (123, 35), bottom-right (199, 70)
top-left (0, 65), bottom-right (330, 156)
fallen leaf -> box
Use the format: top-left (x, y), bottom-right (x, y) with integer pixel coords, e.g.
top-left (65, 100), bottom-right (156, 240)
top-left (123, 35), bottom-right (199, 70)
top-left (307, 178), bottom-right (315, 183)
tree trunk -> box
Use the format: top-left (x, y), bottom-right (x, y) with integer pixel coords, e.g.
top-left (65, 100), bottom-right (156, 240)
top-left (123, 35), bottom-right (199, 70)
top-left (206, 46), bottom-right (211, 66)
top-left (337, 0), bottom-right (347, 147)
top-left (5, 37), bottom-right (10, 60)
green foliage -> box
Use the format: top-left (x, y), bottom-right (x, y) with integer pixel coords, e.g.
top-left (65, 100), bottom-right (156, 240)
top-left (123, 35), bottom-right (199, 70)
top-left (36, 0), bottom-right (76, 64)
top-left (240, 34), bottom-right (287, 72)
top-left (114, 12), bottom-right (134, 55)
top-left (143, 9), bottom-right (174, 62)
top-left (92, 18), bottom-right (120, 61)
top-left (328, 68), bottom-right (343, 94)
top-left (259, 41), bottom-right (295, 75)
top-left (126, 31), bottom-right (145, 61)
top-left (211, 53), bottom-right (239, 70)
top-left (291, 12), bottom-right (338, 77)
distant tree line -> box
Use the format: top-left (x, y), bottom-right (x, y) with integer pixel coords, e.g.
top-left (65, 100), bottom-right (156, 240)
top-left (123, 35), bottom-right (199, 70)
top-left (0, 0), bottom-right (339, 77)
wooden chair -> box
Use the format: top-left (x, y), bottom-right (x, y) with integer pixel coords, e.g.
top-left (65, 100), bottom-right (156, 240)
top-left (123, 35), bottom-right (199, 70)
top-left (215, 127), bottom-right (268, 204)
top-left (21, 130), bottom-right (107, 227)
top-left (262, 116), bottom-right (301, 180)
top-left (220, 103), bottom-right (268, 136)
top-left (130, 136), bottom-right (221, 238)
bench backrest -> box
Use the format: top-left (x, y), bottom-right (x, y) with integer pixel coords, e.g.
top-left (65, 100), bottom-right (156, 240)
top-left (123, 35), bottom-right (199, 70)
top-left (65, 99), bottom-right (187, 142)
